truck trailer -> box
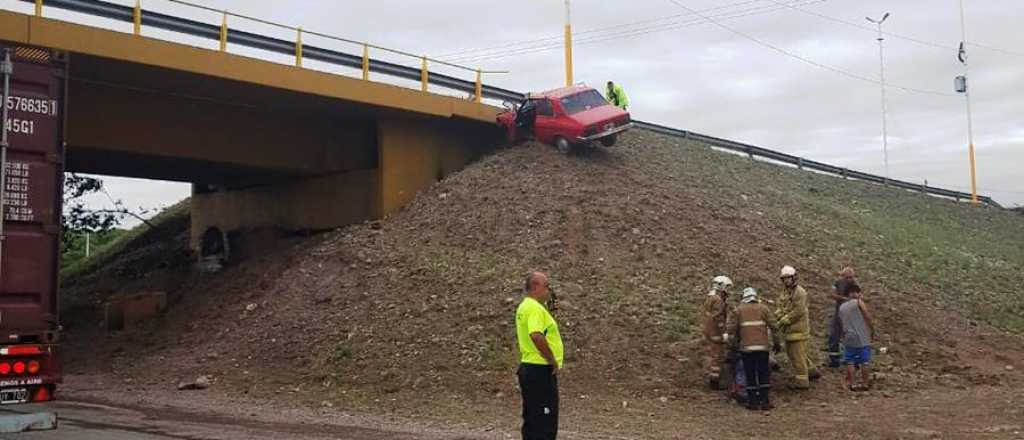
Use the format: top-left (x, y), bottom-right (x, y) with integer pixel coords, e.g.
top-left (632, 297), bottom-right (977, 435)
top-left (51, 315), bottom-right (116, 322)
top-left (0, 44), bottom-right (65, 405)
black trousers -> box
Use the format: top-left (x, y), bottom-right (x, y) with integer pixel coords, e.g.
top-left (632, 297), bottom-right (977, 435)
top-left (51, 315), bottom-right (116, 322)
top-left (742, 351), bottom-right (771, 404)
top-left (826, 306), bottom-right (843, 368)
top-left (518, 364), bottom-right (559, 440)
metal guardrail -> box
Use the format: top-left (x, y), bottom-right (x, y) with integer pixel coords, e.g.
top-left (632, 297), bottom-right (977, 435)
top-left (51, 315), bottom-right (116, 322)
top-left (635, 121), bottom-right (1001, 207)
top-left (11, 0), bottom-right (998, 208)
top-left (17, 0), bottom-right (525, 102)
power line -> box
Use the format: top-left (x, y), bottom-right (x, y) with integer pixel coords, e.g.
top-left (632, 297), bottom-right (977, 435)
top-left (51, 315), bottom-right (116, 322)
top-left (448, 0), bottom-right (829, 64)
top-left (661, 0), bottom-right (955, 96)
top-left (436, 0), bottom-right (773, 60)
top-left (761, 0), bottom-right (1024, 57)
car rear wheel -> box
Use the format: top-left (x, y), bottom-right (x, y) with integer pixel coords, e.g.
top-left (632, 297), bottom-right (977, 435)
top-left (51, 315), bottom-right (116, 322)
top-left (600, 135), bottom-right (618, 147)
top-left (555, 137), bottom-right (572, 155)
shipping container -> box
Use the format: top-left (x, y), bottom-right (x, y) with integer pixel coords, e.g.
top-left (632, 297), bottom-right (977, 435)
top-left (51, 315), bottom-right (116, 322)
top-left (0, 44), bottom-right (65, 405)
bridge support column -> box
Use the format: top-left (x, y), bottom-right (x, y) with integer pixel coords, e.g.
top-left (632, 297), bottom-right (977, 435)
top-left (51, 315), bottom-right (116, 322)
top-left (377, 117), bottom-right (501, 215)
top-left (189, 170), bottom-right (378, 251)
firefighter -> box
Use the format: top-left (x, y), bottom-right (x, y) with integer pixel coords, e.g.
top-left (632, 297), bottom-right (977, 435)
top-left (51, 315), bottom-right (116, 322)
top-left (605, 81), bottom-right (629, 110)
top-left (775, 265), bottom-right (818, 389)
top-left (701, 275), bottom-right (733, 389)
top-left (727, 287), bottom-right (781, 410)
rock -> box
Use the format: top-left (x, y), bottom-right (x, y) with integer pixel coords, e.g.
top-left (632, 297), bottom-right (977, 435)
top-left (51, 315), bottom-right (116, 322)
top-left (495, 392), bottom-right (505, 398)
top-left (659, 396), bottom-right (668, 403)
top-left (1006, 365), bottom-right (1015, 371)
top-left (631, 228), bottom-right (641, 235)
top-left (321, 400), bottom-right (334, 408)
top-left (177, 375), bottom-right (211, 391)
top-left (622, 401), bottom-right (628, 408)
top-left (504, 297), bottom-right (515, 304)
top-left (438, 193), bottom-right (449, 200)
top-left (245, 303), bottom-right (258, 312)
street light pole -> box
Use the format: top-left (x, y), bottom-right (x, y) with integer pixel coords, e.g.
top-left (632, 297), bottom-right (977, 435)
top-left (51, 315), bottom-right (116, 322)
top-left (866, 12), bottom-right (890, 183)
top-left (958, 0), bottom-right (979, 204)
top-left (563, 0), bottom-right (574, 87)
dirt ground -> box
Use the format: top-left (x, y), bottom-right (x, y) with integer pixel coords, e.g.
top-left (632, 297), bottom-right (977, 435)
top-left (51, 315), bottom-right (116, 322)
top-left (57, 130), bottom-right (1024, 439)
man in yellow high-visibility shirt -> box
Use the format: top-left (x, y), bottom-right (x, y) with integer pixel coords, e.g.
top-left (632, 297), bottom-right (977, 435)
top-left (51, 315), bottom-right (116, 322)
top-left (516, 271), bottom-right (563, 440)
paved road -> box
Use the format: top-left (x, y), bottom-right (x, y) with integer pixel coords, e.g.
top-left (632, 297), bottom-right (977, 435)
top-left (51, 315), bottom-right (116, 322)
top-left (0, 400), bottom-right (454, 440)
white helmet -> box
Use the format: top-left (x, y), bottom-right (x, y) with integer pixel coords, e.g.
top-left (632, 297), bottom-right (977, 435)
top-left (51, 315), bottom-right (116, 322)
top-left (780, 266), bottom-right (797, 278)
top-left (741, 287), bottom-right (758, 303)
top-left (711, 275), bottom-right (734, 293)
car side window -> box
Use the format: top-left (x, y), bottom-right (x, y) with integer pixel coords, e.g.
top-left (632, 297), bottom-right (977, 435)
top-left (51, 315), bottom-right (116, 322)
top-left (536, 99), bottom-right (554, 117)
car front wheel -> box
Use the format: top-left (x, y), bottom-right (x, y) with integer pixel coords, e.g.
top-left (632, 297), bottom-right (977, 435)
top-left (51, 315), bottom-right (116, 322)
top-left (600, 135), bottom-right (618, 147)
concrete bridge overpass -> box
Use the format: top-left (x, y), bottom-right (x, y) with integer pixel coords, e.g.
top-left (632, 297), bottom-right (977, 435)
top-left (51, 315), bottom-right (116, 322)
top-left (1, 2), bottom-right (512, 253)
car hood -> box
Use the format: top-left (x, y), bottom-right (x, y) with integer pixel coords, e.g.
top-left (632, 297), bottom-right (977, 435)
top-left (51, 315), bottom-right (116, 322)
top-left (570, 105), bottom-right (628, 126)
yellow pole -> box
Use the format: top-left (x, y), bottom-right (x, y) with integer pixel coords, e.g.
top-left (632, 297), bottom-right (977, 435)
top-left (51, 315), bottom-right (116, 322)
top-left (362, 44), bottom-right (370, 81)
top-left (564, 0), bottom-right (574, 87)
top-left (34, 0), bottom-right (42, 17)
top-left (295, 27), bottom-right (303, 67)
top-left (219, 11), bottom-right (228, 52)
top-left (133, 0), bottom-right (142, 36)
top-left (959, 0), bottom-right (979, 205)
top-left (421, 56), bottom-right (428, 92)
top-left (475, 69), bottom-right (482, 103)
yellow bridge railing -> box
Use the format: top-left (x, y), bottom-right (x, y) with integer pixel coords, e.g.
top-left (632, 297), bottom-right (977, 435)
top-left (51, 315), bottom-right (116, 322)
top-left (28, 0), bottom-right (509, 103)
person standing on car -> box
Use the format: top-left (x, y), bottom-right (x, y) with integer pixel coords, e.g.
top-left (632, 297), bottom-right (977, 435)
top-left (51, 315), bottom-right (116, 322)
top-left (516, 271), bottom-right (563, 440)
top-left (605, 81), bottom-right (629, 110)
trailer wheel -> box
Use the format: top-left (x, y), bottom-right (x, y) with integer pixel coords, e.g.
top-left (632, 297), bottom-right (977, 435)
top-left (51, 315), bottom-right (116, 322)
top-left (555, 137), bottom-right (572, 155)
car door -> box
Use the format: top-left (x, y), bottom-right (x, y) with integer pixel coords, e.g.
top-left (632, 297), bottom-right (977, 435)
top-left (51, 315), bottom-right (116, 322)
top-left (533, 99), bottom-right (557, 144)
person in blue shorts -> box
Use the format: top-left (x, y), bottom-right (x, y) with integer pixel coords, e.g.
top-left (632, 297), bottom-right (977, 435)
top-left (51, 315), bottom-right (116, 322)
top-left (838, 283), bottom-right (876, 391)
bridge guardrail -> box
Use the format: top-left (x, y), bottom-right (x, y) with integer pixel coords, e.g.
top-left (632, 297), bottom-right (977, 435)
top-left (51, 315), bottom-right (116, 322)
top-left (10, 0), bottom-right (999, 208)
top-left (634, 121), bottom-right (1001, 207)
top-left (19, 0), bottom-right (524, 102)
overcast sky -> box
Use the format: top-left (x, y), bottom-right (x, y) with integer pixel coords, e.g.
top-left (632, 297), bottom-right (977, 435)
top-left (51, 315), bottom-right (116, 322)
top-left (5, 0), bottom-right (1022, 220)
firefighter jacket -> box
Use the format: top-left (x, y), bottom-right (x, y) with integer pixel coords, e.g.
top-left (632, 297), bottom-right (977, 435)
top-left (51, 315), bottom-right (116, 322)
top-left (701, 292), bottom-right (729, 343)
top-left (728, 302), bottom-right (779, 352)
top-left (606, 84), bottom-right (629, 108)
top-left (775, 285), bottom-right (811, 341)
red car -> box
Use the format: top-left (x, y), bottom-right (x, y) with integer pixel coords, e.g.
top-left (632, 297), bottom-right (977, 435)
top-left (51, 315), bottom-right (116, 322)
top-left (497, 85), bottom-right (633, 154)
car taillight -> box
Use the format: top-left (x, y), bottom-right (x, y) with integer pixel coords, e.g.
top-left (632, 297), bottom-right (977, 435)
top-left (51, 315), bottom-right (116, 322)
top-left (12, 362), bottom-right (25, 375)
top-left (0, 363), bottom-right (9, 375)
top-left (27, 360), bottom-right (40, 375)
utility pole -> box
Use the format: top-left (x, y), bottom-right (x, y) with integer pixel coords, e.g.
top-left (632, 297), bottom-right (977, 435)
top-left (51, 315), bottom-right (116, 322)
top-left (957, 0), bottom-right (979, 204)
top-left (866, 12), bottom-right (890, 183)
top-left (563, 0), bottom-right (574, 87)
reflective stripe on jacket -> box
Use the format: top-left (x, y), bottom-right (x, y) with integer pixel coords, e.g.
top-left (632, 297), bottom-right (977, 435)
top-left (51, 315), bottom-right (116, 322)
top-left (702, 293), bottom-right (728, 342)
top-left (729, 302), bottom-right (779, 352)
top-left (775, 285), bottom-right (811, 341)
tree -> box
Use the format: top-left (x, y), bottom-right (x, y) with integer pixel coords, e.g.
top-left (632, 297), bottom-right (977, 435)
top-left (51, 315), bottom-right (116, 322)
top-left (62, 174), bottom-right (151, 248)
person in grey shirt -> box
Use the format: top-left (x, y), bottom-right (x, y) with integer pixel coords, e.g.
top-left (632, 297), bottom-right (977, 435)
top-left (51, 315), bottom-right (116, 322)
top-left (838, 283), bottom-right (876, 391)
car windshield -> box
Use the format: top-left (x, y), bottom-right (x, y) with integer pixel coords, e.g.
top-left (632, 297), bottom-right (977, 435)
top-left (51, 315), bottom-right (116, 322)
top-left (560, 90), bottom-right (609, 115)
